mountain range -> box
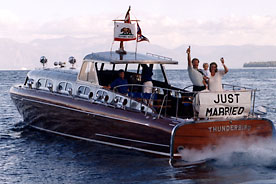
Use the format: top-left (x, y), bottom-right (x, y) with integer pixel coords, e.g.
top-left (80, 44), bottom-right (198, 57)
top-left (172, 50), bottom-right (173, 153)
top-left (1, 36), bottom-right (276, 70)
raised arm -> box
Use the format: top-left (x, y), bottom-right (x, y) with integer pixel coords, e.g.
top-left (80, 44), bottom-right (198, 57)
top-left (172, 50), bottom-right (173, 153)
top-left (186, 46), bottom-right (192, 67)
top-left (220, 57), bottom-right (228, 74)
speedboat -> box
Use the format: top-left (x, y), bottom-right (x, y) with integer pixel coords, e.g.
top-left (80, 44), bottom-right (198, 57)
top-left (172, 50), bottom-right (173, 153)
top-left (10, 8), bottom-right (275, 166)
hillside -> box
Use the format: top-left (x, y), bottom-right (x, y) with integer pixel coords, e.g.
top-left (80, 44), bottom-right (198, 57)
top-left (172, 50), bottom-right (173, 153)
top-left (243, 61), bottom-right (276, 67)
top-left (1, 37), bottom-right (276, 69)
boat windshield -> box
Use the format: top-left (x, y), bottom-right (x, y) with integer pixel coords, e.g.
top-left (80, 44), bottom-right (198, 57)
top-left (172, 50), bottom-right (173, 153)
top-left (78, 61), bottom-right (99, 84)
top-left (95, 62), bottom-right (167, 87)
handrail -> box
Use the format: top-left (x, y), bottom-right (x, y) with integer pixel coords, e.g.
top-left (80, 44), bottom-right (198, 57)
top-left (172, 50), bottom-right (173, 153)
top-left (113, 83), bottom-right (192, 96)
top-left (222, 83), bottom-right (256, 90)
top-left (146, 53), bottom-right (172, 61)
top-left (112, 83), bottom-right (258, 119)
top-left (158, 94), bottom-right (168, 119)
top-left (184, 84), bottom-right (255, 92)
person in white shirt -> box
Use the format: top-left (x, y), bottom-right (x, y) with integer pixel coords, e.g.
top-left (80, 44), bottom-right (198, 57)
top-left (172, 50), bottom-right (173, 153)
top-left (186, 46), bottom-right (207, 92)
top-left (208, 58), bottom-right (229, 92)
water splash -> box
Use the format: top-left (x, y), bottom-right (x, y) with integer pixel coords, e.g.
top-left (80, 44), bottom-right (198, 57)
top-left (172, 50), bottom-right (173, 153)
top-left (180, 137), bottom-right (276, 167)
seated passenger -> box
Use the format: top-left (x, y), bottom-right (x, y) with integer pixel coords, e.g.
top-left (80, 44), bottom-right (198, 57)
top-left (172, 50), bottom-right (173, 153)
top-left (108, 69), bottom-right (129, 95)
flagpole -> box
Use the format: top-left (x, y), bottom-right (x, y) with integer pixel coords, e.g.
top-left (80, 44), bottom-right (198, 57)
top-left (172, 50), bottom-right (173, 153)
top-left (135, 34), bottom-right (138, 60)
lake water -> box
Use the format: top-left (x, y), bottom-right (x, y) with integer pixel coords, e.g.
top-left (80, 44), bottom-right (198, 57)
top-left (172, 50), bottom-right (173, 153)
top-left (1, 69), bottom-right (276, 184)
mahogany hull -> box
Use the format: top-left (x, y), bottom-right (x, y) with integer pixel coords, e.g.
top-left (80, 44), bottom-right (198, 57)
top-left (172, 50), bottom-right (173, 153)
top-left (171, 118), bottom-right (275, 156)
top-left (10, 86), bottom-right (173, 156)
top-left (10, 86), bottom-right (276, 159)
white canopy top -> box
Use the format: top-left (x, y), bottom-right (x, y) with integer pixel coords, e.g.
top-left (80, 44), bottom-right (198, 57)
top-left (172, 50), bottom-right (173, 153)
top-left (83, 51), bottom-right (178, 64)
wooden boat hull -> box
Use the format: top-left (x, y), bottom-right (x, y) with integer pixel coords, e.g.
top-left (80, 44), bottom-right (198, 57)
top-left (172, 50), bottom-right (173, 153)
top-left (10, 86), bottom-right (173, 156)
top-left (171, 118), bottom-right (275, 158)
top-left (10, 86), bottom-right (276, 159)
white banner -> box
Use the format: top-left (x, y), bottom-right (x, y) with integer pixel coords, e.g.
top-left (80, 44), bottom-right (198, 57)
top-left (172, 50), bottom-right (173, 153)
top-left (114, 22), bottom-right (136, 41)
top-left (194, 90), bottom-right (252, 119)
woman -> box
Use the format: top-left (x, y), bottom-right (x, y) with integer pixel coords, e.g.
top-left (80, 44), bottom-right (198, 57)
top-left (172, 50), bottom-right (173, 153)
top-left (208, 57), bottom-right (228, 92)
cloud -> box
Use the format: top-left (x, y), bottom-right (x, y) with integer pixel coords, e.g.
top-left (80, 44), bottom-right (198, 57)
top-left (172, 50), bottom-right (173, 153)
top-left (1, 12), bottom-right (276, 48)
top-left (151, 15), bottom-right (276, 47)
top-left (0, 9), bottom-right (19, 24)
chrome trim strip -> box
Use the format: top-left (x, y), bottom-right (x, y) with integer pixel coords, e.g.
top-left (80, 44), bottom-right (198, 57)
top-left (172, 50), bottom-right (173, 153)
top-left (95, 133), bottom-right (169, 147)
top-left (23, 97), bottom-right (150, 127)
top-left (169, 121), bottom-right (193, 161)
top-left (30, 125), bottom-right (172, 157)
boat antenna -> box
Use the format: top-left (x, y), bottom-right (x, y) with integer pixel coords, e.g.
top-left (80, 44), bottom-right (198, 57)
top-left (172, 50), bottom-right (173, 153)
top-left (135, 35), bottom-right (138, 60)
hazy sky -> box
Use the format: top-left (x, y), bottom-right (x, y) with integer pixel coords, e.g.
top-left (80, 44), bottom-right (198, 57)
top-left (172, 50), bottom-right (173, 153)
top-left (1, 0), bottom-right (276, 48)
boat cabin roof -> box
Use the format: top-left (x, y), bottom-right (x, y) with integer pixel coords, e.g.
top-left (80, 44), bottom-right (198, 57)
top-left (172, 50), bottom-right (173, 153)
top-left (28, 68), bottom-right (78, 83)
top-left (83, 51), bottom-right (178, 64)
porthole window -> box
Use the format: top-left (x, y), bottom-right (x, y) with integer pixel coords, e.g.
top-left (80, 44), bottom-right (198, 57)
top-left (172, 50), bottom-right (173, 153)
top-left (46, 79), bottom-right (53, 91)
top-left (89, 92), bottom-right (93, 99)
top-left (58, 82), bottom-right (66, 91)
top-left (96, 90), bottom-right (103, 99)
top-left (84, 87), bottom-right (90, 95)
top-left (123, 99), bottom-right (128, 106)
top-left (37, 79), bottom-right (46, 88)
top-left (78, 86), bottom-right (85, 94)
top-left (65, 83), bottom-right (72, 92)
top-left (104, 95), bottom-right (109, 102)
top-left (26, 79), bottom-right (34, 88)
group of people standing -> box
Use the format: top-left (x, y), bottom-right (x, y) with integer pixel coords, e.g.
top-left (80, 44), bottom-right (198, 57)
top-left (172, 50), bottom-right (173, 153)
top-left (186, 46), bottom-right (228, 92)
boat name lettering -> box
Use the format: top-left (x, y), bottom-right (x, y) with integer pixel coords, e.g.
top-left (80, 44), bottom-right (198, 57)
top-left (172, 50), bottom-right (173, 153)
top-left (208, 125), bottom-right (251, 132)
top-left (206, 106), bottom-right (244, 117)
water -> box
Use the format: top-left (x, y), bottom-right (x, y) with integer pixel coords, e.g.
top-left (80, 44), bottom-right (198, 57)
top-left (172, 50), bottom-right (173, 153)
top-left (1, 69), bottom-right (276, 184)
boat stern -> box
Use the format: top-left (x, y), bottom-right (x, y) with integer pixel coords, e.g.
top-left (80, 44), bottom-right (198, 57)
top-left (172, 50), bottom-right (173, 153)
top-left (169, 118), bottom-right (276, 162)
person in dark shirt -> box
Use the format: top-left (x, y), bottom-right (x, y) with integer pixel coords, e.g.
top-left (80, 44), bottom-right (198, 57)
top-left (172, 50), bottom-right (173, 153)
top-left (141, 64), bottom-right (153, 93)
top-left (109, 70), bottom-right (129, 95)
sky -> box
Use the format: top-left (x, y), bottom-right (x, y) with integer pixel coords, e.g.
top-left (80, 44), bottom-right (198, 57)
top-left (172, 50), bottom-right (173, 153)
top-left (1, 0), bottom-right (276, 48)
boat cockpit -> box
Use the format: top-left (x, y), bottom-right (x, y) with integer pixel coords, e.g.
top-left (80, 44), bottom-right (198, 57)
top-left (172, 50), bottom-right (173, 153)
top-left (23, 51), bottom-right (257, 121)
top-left (77, 51), bottom-right (195, 118)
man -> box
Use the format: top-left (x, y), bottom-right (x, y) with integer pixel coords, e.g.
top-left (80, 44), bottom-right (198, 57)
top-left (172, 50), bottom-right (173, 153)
top-left (109, 70), bottom-right (129, 95)
top-left (186, 46), bottom-right (207, 92)
top-left (141, 64), bottom-right (153, 93)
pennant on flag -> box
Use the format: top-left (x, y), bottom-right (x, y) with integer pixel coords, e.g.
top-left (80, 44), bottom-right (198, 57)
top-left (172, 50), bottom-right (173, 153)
top-left (124, 6), bottom-right (131, 23)
top-left (137, 23), bottom-right (149, 42)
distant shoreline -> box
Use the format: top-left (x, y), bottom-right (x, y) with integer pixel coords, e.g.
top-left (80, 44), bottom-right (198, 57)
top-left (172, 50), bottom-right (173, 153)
top-left (243, 61), bottom-right (276, 67)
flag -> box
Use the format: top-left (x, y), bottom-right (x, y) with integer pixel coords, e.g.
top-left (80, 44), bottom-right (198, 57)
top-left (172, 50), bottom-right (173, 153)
top-left (137, 23), bottom-right (149, 42)
top-left (124, 6), bottom-right (131, 23)
top-left (114, 22), bottom-right (136, 41)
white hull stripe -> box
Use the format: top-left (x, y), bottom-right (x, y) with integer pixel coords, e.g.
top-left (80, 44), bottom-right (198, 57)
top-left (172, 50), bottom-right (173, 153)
top-left (95, 133), bottom-right (169, 147)
top-left (29, 125), bottom-right (176, 157)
